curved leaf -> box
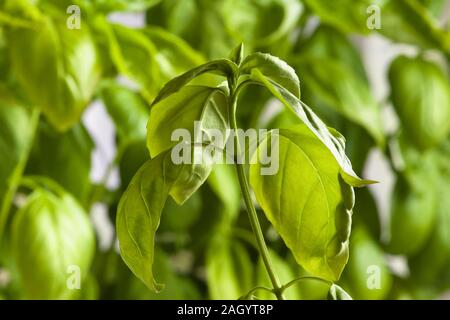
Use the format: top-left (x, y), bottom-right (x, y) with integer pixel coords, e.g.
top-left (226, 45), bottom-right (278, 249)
top-left (250, 125), bottom-right (355, 281)
top-left (250, 69), bottom-right (373, 186)
top-left (240, 52), bottom-right (300, 98)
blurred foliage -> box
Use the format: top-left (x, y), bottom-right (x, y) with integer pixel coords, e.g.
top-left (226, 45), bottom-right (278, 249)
top-left (0, 0), bottom-right (449, 300)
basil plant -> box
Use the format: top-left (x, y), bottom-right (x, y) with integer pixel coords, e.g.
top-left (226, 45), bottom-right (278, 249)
top-left (117, 44), bottom-right (372, 299)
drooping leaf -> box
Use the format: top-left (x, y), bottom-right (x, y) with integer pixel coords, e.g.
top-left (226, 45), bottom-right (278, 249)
top-left (117, 149), bottom-right (213, 290)
top-left (11, 187), bottom-right (95, 299)
top-left (250, 125), bottom-right (356, 281)
top-left (389, 56), bottom-right (450, 150)
top-left (116, 154), bottom-right (175, 292)
top-left (249, 70), bottom-right (373, 186)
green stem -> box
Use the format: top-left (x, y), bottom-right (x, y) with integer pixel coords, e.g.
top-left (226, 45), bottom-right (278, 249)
top-left (228, 89), bottom-right (285, 300)
top-left (281, 276), bottom-right (332, 293)
top-left (0, 110), bottom-right (39, 245)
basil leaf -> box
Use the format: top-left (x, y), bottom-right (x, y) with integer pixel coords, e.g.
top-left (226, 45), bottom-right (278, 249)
top-left (206, 237), bottom-right (253, 299)
top-left (409, 173), bottom-right (450, 287)
top-left (147, 85), bottom-right (229, 158)
top-left (7, 17), bottom-right (101, 131)
top-left (250, 69), bottom-right (372, 186)
top-left (143, 26), bottom-right (205, 79)
top-left (151, 59), bottom-right (237, 105)
top-left (105, 23), bottom-right (160, 101)
top-left (12, 187), bottom-right (95, 299)
top-left (100, 82), bottom-right (149, 144)
top-left (340, 226), bottom-right (392, 300)
top-left (328, 284), bottom-right (352, 300)
top-left (25, 121), bottom-right (93, 205)
top-left (386, 169), bottom-right (437, 256)
top-left (303, 0), bottom-right (377, 34)
top-left (381, 0), bottom-right (450, 53)
top-left (389, 56), bottom-right (450, 150)
top-left (117, 150), bottom-right (212, 289)
top-left (250, 126), bottom-right (355, 281)
top-left (294, 26), bottom-right (368, 82)
top-left (116, 154), bottom-right (175, 292)
top-left (240, 52), bottom-right (300, 98)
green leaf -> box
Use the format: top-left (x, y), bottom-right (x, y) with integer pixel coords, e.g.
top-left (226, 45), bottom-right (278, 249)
top-left (117, 150), bottom-right (213, 290)
top-left (294, 26), bottom-right (368, 82)
top-left (100, 81), bottom-right (149, 144)
top-left (303, 0), bottom-right (379, 34)
top-left (389, 56), bottom-right (450, 150)
top-left (25, 121), bottom-right (93, 205)
top-left (104, 23), bottom-right (160, 102)
top-left (386, 167), bottom-right (437, 256)
top-left (143, 26), bottom-right (205, 79)
top-left (249, 69), bottom-right (372, 186)
top-left (147, 85), bottom-right (229, 158)
top-left (381, 0), bottom-right (450, 53)
top-left (228, 43), bottom-right (244, 65)
top-left (151, 59), bottom-right (237, 106)
top-left (7, 17), bottom-right (101, 131)
top-left (340, 226), bottom-right (392, 300)
top-left (250, 125), bottom-right (356, 281)
top-left (240, 52), bottom-right (300, 98)
top-left (116, 154), bottom-right (175, 291)
top-left (11, 187), bottom-right (95, 299)
top-left (328, 284), bottom-right (352, 300)
top-left (409, 172), bottom-right (450, 288)
top-left (206, 236), bottom-right (254, 299)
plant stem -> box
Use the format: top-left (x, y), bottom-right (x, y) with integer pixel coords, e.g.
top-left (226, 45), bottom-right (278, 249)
top-left (0, 110), bottom-right (39, 245)
top-left (228, 89), bottom-right (285, 300)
